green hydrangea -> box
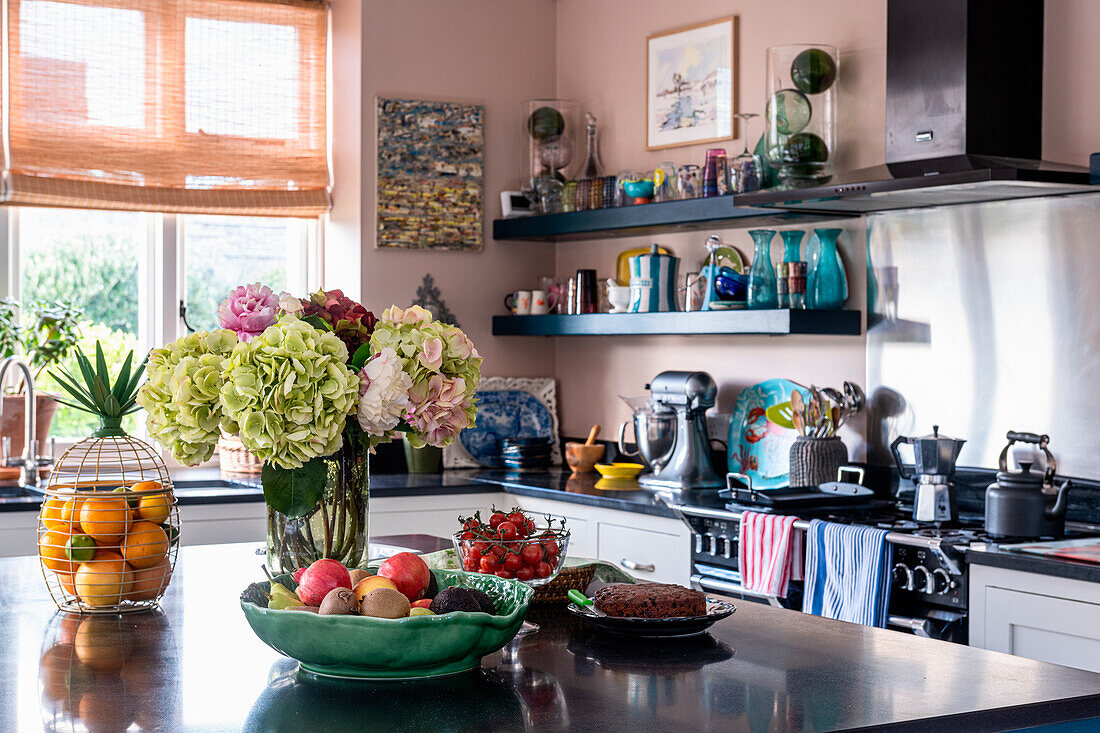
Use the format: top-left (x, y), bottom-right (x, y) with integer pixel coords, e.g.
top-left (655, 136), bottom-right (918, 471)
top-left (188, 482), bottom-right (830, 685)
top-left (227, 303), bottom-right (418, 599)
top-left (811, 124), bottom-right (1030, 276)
top-left (136, 329), bottom-right (237, 465)
top-left (220, 316), bottom-right (359, 468)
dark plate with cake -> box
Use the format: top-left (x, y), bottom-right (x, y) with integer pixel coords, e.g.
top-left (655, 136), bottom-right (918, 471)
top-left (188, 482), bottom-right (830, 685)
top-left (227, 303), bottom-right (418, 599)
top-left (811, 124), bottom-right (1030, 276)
top-left (567, 582), bottom-right (735, 638)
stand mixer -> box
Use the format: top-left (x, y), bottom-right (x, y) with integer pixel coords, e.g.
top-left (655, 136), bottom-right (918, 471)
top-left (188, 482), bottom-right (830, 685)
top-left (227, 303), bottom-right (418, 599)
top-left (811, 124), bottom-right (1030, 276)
top-left (618, 371), bottom-right (724, 491)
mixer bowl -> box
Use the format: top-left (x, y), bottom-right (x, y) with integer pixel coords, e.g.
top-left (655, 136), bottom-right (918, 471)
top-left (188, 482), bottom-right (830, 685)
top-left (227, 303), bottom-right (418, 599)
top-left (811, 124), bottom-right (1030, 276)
top-left (634, 409), bottom-right (676, 471)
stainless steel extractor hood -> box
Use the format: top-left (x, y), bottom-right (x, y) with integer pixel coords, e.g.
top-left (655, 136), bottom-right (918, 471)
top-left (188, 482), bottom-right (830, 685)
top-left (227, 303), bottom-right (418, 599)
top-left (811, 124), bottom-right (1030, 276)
top-left (735, 0), bottom-right (1099, 214)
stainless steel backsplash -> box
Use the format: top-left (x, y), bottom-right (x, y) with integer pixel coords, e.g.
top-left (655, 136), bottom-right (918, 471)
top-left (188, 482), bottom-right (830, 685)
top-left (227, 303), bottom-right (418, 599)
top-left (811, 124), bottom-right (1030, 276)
top-left (866, 192), bottom-right (1100, 479)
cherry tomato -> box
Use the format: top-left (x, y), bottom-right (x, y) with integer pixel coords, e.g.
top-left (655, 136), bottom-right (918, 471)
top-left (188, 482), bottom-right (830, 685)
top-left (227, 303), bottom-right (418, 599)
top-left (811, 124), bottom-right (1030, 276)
top-left (460, 530), bottom-right (475, 541)
top-left (489, 512), bottom-right (507, 529)
top-left (507, 511), bottom-right (527, 530)
top-left (471, 540), bottom-right (488, 556)
top-left (498, 521), bottom-right (519, 541)
top-left (462, 518), bottom-right (479, 531)
top-left (463, 555), bottom-right (480, 572)
top-left (503, 552), bottom-right (523, 571)
top-left (521, 544), bottom-right (543, 566)
top-left (479, 555), bottom-right (501, 573)
top-left (542, 539), bottom-right (560, 557)
top-left (495, 570), bottom-right (515, 580)
top-left (515, 566), bottom-right (535, 582)
top-left (491, 544), bottom-right (507, 559)
top-left (534, 561), bottom-right (553, 579)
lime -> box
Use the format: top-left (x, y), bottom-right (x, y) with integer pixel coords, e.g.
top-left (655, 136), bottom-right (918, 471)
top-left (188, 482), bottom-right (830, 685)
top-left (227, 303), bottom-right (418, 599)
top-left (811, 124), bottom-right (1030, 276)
top-left (790, 48), bottom-right (837, 95)
top-left (66, 534), bottom-right (97, 563)
top-left (766, 89), bottom-right (811, 136)
top-left (527, 106), bottom-right (565, 140)
top-left (113, 486), bottom-right (139, 509)
top-left (786, 132), bottom-right (829, 163)
top-left (163, 524), bottom-right (180, 547)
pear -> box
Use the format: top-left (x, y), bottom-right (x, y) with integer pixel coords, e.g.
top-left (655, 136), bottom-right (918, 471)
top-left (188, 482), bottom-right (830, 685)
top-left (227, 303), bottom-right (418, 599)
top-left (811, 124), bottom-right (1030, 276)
top-left (268, 583), bottom-right (305, 610)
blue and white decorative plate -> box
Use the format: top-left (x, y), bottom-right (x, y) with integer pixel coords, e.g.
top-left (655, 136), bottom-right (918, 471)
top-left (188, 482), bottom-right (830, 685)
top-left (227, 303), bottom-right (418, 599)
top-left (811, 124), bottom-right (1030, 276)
top-left (449, 378), bottom-right (560, 468)
top-left (727, 378), bottom-right (809, 489)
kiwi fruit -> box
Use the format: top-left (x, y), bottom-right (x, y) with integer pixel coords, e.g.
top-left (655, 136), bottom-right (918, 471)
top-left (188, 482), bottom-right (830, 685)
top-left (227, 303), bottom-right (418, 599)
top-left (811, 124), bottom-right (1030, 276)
top-left (319, 587), bottom-right (359, 616)
top-left (349, 569), bottom-right (371, 586)
top-left (360, 587), bottom-right (411, 619)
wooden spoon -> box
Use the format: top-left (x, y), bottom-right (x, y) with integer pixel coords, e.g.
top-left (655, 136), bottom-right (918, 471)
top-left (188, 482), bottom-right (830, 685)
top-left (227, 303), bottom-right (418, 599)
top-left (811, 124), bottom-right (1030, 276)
top-left (585, 425), bottom-right (600, 446)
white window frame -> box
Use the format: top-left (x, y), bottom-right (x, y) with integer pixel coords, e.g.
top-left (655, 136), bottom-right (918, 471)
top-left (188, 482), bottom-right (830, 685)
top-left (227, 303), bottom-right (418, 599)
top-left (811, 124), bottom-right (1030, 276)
top-left (0, 206), bottom-right (321, 453)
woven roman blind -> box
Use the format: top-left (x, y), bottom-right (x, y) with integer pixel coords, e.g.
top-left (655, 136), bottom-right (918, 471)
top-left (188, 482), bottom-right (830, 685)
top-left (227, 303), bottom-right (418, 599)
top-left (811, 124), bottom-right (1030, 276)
top-left (1, 0), bottom-right (330, 216)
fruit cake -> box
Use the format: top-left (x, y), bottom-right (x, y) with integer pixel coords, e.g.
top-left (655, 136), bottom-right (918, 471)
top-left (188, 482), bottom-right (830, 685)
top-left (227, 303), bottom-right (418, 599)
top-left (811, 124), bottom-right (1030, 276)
top-left (593, 583), bottom-right (706, 619)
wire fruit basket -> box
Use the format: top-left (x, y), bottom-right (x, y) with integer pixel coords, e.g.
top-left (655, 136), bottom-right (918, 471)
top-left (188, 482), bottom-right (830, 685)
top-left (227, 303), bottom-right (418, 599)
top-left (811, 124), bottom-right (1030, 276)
top-left (37, 435), bottom-right (179, 614)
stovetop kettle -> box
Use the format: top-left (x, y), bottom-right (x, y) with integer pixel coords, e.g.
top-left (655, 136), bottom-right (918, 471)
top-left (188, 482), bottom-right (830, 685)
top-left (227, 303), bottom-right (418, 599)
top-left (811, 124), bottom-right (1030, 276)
top-left (985, 431), bottom-right (1072, 539)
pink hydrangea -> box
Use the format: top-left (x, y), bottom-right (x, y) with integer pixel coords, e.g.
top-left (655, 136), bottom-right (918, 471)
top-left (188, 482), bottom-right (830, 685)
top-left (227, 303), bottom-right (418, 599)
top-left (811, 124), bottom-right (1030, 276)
top-left (418, 337), bottom-right (444, 370)
top-left (406, 375), bottom-right (473, 447)
top-left (217, 283), bottom-right (279, 342)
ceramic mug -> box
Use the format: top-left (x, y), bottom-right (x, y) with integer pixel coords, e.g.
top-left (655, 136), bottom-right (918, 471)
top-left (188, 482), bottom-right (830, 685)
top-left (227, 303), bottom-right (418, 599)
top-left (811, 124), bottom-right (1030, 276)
top-left (530, 289), bottom-right (550, 315)
top-left (505, 290), bottom-right (532, 314)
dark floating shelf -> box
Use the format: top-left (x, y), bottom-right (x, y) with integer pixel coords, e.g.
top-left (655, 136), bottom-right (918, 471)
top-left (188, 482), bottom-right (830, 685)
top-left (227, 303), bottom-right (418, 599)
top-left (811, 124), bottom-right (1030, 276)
top-left (493, 196), bottom-right (854, 242)
top-left (492, 310), bottom-right (862, 337)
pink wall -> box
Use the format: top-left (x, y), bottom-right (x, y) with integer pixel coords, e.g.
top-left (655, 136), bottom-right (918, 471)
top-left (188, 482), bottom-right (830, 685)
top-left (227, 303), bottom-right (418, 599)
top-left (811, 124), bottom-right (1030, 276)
top-left (331, 0), bottom-right (559, 377)
top-left (549, 0), bottom-right (1100, 448)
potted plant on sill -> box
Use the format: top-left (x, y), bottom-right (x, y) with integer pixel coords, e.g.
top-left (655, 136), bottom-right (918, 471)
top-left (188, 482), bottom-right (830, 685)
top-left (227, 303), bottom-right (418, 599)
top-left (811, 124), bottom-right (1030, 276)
top-left (0, 299), bottom-right (82, 463)
top-left (137, 285), bottom-right (482, 573)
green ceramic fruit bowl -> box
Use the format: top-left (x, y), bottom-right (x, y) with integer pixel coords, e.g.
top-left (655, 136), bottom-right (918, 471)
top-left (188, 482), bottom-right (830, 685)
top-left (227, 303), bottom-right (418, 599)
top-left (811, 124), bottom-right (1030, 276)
top-left (240, 569), bottom-right (533, 680)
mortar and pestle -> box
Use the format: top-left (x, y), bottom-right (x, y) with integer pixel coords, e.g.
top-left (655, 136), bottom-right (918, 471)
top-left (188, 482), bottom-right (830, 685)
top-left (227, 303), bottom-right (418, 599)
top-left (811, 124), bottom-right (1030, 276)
top-left (565, 425), bottom-right (605, 474)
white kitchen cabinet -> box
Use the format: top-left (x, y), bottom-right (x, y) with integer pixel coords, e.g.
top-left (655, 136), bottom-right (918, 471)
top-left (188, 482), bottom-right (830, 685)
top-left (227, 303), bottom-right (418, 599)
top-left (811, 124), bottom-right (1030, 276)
top-left (507, 495), bottom-right (597, 559)
top-left (369, 492), bottom-right (505, 541)
top-left (177, 502), bottom-right (269, 547)
top-left (969, 563), bottom-right (1100, 673)
top-left (0, 511), bottom-right (38, 558)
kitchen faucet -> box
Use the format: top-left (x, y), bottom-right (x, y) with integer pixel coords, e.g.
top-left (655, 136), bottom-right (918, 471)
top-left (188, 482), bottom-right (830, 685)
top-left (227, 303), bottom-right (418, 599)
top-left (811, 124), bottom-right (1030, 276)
top-left (0, 356), bottom-right (55, 487)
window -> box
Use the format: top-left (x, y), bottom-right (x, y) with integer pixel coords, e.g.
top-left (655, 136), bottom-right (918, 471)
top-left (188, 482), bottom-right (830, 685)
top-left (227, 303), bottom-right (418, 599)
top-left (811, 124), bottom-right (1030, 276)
top-left (3, 208), bottom-right (318, 441)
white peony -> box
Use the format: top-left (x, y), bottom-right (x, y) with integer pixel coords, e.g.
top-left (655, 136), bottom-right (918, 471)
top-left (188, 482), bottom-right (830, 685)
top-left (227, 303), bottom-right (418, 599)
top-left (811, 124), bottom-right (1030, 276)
top-left (356, 347), bottom-right (413, 436)
top-left (278, 292), bottom-right (304, 315)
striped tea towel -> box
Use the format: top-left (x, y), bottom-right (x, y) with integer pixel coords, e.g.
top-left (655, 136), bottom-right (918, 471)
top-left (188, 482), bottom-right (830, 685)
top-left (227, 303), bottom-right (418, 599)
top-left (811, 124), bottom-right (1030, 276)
top-left (737, 511), bottom-right (804, 598)
top-left (801, 519), bottom-right (892, 627)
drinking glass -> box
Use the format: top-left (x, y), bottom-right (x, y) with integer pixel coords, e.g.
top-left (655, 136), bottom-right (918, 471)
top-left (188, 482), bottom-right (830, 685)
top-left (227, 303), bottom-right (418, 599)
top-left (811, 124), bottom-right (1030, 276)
top-left (730, 113), bottom-right (763, 193)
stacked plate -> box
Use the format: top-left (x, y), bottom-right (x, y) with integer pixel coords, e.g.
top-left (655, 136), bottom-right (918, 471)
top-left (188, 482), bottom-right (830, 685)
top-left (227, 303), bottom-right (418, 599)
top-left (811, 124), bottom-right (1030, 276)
top-left (500, 438), bottom-right (554, 470)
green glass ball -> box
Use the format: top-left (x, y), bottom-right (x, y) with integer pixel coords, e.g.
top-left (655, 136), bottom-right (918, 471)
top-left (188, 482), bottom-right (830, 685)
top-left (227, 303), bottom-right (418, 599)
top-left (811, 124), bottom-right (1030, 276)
top-left (766, 89), bottom-right (812, 136)
top-left (786, 132), bottom-right (829, 163)
top-left (790, 48), bottom-right (837, 95)
top-left (527, 106), bottom-right (565, 140)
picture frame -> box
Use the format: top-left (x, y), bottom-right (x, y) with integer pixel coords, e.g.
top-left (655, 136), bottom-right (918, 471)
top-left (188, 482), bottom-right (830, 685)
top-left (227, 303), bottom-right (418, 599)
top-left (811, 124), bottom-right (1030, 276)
top-left (443, 377), bottom-right (561, 469)
top-left (646, 16), bottom-right (737, 151)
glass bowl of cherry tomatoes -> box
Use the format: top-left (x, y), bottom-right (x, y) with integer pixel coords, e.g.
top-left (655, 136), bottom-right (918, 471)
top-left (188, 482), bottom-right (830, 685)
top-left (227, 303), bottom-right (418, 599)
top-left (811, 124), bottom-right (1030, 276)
top-left (453, 508), bottom-right (569, 587)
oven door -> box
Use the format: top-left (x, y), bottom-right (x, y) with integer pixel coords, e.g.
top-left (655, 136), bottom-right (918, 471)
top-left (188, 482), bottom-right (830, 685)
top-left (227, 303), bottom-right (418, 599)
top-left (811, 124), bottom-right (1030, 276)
top-left (690, 563), bottom-right (802, 609)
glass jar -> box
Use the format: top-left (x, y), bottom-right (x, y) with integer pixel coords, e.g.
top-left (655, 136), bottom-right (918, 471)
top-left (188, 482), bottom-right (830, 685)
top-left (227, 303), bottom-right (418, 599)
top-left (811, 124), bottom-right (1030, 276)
top-left (523, 100), bottom-right (581, 189)
top-left (764, 45), bottom-right (838, 186)
top-left (746, 229), bottom-right (779, 309)
top-left (806, 228), bottom-right (848, 309)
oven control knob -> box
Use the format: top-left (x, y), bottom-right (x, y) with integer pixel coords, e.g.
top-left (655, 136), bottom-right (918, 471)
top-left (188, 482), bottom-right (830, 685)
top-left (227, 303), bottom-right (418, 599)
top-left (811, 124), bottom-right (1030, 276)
top-left (708, 535), bottom-right (718, 555)
top-left (695, 533), bottom-right (704, 554)
top-left (892, 563), bottom-right (915, 591)
top-left (913, 565), bottom-right (934, 594)
top-left (932, 568), bottom-right (954, 593)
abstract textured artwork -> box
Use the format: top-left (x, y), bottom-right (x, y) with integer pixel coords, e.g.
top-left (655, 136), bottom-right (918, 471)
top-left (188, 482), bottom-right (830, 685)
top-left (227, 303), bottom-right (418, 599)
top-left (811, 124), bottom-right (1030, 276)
top-left (376, 98), bottom-right (484, 250)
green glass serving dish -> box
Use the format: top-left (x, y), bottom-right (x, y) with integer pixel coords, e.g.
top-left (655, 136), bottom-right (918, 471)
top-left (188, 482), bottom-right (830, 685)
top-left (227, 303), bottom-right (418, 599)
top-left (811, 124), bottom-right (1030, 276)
top-left (240, 569), bottom-right (533, 680)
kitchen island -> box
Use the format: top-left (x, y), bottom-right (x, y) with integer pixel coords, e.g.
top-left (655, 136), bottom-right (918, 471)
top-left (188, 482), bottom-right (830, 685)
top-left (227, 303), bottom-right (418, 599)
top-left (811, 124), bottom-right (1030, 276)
top-left (3, 542), bottom-right (1099, 732)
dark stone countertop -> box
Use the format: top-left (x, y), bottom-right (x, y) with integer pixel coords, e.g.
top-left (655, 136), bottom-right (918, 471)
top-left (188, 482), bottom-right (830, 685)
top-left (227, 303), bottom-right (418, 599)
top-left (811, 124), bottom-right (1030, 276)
top-left (4, 541), bottom-right (1099, 732)
top-left (967, 541), bottom-right (1100, 584)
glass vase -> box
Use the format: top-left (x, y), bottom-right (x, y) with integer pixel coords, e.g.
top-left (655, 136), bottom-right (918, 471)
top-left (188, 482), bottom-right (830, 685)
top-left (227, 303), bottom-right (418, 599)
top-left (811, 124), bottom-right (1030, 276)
top-left (747, 229), bottom-right (779, 309)
top-left (764, 44), bottom-right (838, 186)
top-left (266, 430), bottom-right (370, 574)
top-left (781, 230), bottom-right (807, 309)
top-left (807, 228), bottom-right (848, 310)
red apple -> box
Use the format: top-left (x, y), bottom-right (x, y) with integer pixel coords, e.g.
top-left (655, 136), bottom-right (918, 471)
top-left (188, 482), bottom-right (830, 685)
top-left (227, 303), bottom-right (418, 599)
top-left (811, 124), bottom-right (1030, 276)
top-left (411, 598), bottom-right (433, 609)
top-left (377, 552), bottom-right (431, 602)
top-left (296, 559), bottom-right (352, 606)
top-left (292, 567), bottom-right (307, 584)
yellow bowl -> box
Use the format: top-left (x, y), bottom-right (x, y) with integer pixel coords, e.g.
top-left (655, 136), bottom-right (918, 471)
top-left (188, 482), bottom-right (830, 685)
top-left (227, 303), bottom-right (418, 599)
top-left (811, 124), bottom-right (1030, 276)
top-left (594, 462), bottom-right (645, 479)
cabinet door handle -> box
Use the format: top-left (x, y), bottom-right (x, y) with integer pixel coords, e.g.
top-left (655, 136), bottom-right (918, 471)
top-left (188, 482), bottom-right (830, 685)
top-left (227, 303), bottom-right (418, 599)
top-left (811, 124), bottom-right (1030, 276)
top-left (620, 558), bottom-right (655, 573)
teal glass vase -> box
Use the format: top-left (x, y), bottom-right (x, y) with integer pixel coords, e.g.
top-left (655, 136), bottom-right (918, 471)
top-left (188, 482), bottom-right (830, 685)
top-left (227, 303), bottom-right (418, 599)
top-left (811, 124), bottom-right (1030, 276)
top-left (807, 228), bottom-right (848, 309)
top-left (780, 230), bottom-right (805, 262)
top-left (747, 229), bottom-right (778, 309)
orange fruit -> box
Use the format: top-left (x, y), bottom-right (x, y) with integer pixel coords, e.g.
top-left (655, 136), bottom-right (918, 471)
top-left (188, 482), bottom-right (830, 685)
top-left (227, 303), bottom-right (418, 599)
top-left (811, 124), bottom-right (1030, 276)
top-left (122, 522), bottom-right (168, 569)
top-left (41, 497), bottom-right (69, 532)
top-left (137, 493), bottom-right (172, 524)
top-left (74, 551), bottom-right (133, 607)
top-left (126, 555), bottom-right (172, 602)
top-left (353, 575), bottom-right (398, 602)
top-left (55, 570), bottom-right (80, 599)
top-left (130, 480), bottom-right (162, 493)
top-left (39, 643), bottom-right (75, 704)
top-left (74, 617), bottom-right (133, 672)
top-left (58, 612), bottom-right (82, 644)
top-left (39, 530), bottom-right (77, 573)
top-left (61, 496), bottom-right (86, 527)
top-left (77, 680), bottom-right (136, 733)
top-left (79, 496), bottom-right (131, 545)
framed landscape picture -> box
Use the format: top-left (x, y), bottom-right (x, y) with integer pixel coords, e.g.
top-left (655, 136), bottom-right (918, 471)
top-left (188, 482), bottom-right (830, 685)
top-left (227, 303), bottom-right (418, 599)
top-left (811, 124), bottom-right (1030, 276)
top-left (646, 16), bottom-right (736, 150)
top-left (376, 97), bottom-right (484, 251)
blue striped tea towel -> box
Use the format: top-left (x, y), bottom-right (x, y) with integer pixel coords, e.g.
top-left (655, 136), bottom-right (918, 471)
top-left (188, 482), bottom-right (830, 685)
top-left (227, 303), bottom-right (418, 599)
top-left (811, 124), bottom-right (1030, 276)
top-left (801, 519), bottom-right (892, 628)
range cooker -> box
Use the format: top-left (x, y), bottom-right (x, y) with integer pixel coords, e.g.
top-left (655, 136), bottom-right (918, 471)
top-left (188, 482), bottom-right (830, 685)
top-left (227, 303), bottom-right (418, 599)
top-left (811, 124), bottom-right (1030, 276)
top-left (673, 501), bottom-right (1098, 644)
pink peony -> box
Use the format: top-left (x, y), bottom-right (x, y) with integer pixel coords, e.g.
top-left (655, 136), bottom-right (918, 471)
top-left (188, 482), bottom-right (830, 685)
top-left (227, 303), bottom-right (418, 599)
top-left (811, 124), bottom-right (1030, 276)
top-left (406, 375), bottom-right (473, 447)
top-left (217, 283), bottom-right (279, 342)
